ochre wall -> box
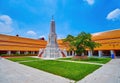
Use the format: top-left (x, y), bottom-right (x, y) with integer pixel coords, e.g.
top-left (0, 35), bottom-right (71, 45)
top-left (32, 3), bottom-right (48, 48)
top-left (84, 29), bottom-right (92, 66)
top-left (0, 34), bottom-right (46, 51)
top-left (92, 30), bottom-right (120, 50)
top-left (0, 29), bottom-right (120, 51)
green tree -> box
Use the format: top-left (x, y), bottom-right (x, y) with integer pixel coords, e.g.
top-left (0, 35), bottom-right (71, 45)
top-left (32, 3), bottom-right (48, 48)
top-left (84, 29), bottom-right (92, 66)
top-left (63, 32), bottom-right (101, 56)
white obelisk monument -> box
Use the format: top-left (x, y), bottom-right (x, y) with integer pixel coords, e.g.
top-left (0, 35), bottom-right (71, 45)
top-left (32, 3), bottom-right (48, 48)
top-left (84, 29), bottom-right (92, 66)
top-left (38, 16), bottom-right (66, 59)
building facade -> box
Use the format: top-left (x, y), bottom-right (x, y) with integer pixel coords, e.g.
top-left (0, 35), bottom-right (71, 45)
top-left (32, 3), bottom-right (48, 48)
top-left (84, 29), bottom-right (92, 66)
top-left (0, 29), bottom-right (120, 58)
top-left (91, 29), bottom-right (120, 58)
top-left (0, 34), bottom-right (46, 55)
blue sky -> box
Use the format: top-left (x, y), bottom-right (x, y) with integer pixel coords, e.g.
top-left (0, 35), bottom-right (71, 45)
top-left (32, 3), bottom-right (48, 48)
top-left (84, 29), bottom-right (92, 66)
top-left (0, 0), bottom-right (120, 39)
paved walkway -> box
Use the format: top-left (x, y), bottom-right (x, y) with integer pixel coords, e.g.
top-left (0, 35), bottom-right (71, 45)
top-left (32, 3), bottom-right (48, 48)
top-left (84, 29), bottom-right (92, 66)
top-left (0, 57), bottom-right (120, 83)
top-left (77, 59), bottom-right (120, 83)
top-left (0, 58), bottom-right (74, 83)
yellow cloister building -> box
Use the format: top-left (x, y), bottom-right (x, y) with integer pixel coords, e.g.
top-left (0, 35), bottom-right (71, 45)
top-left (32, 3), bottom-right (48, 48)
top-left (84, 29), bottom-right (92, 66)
top-left (91, 29), bottom-right (120, 58)
top-left (0, 29), bottom-right (120, 58)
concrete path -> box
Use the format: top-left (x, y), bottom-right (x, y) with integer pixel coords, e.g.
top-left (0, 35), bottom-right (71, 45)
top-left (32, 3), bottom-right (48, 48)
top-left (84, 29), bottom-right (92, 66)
top-left (77, 59), bottom-right (120, 83)
top-left (0, 57), bottom-right (120, 83)
top-left (0, 58), bottom-right (74, 83)
top-left (57, 60), bottom-right (104, 66)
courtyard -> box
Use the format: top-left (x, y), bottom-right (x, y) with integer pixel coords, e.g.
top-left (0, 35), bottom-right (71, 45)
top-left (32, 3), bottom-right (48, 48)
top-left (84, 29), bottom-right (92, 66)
top-left (0, 56), bottom-right (114, 83)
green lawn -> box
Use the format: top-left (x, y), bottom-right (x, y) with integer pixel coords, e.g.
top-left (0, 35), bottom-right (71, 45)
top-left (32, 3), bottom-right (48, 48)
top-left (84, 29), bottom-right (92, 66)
top-left (7, 57), bottom-right (101, 81)
top-left (58, 57), bottom-right (111, 64)
top-left (7, 57), bottom-right (41, 62)
top-left (80, 57), bottom-right (111, 64)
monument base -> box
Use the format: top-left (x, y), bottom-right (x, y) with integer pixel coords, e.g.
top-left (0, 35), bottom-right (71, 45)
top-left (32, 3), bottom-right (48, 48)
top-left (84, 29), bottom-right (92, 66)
top-left (38, 48), bottom-right (67, 59)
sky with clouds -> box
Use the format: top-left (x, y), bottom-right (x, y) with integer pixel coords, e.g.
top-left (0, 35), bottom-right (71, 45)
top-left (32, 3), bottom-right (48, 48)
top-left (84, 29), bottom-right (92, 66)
top-left (0, 0), bottom-right (120, 39)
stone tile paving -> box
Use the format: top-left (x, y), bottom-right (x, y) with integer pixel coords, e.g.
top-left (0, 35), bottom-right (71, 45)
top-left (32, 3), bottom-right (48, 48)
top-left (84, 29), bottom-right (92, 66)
top-left (1, 57), bottom-right (120, 83)
top-left (0, 58), bottom-right (74, 83)
top-left (77, 59), bottom-right (120, 83)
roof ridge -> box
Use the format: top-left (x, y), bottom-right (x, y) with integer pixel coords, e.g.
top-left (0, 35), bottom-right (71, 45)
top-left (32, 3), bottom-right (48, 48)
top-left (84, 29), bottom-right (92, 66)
top-left (92, 28), bottom-right (120, 35)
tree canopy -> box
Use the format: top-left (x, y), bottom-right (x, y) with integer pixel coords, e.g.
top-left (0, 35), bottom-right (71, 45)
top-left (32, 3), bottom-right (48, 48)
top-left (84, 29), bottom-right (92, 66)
top-left (63, 32), bottom-right (101, 56)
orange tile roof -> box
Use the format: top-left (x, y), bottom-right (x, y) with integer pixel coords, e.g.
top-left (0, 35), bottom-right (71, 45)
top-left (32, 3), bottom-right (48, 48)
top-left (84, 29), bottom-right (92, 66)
top-left (92, 29), bottom-right (120, 41)
top-left (0, 34), bottom-right (47, 51)
top-left (0, 29), bottom-right (120, 51)
top-left (92, 29), bottom-right (120, 50)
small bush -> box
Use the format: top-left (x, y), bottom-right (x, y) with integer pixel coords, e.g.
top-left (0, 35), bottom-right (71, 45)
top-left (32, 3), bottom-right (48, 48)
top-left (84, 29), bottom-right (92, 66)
top-left (72, 56), bottom-right (88, 60)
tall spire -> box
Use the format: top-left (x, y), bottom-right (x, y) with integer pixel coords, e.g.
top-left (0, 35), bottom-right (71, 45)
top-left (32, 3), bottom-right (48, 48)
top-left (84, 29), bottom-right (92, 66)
top-left (50, 15), bottom-right (55, 33)
top-left (38, 17), bottom-right (67, 59)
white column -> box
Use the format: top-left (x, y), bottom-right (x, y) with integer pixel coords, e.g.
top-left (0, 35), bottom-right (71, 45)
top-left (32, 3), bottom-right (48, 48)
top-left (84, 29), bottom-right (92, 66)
top-left (98, 50), bottom-right (102, 57)
top-left (68, 51), bottom-right (70, 56)
top-left (32, 51), bottom-right (35, 54)
top-left (25, 51), bottom-right (28, 55)
top-left (7, 51), bottom-right (11, 55)
top-left (72, 51), bottom-right (74, 56)
top-left (88, 50), bottom-right (91, 57)
top-left (88, 50), bottom-right (92, 57)
top-left (17, 51), bottom-right (20, 54)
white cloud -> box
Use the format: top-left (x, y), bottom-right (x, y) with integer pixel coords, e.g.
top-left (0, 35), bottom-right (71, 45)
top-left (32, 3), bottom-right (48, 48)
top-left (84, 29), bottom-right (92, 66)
top-left (0, 15), bottom-right (13, 33)
top-left (39, 35), bottom-right (46, 38)
top-left (84, 0), bottom-right (95, 5)
top-left (39, 35), bottom-right (47, 40)
top-left (27, 30), bottom-right (37, 36)
top-left (106, 8), bottom-right (120, 21)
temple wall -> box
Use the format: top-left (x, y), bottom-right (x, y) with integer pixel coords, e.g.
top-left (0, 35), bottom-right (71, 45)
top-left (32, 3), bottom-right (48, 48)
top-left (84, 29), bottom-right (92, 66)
top-left (0, 29), bottom-right (120, 56)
